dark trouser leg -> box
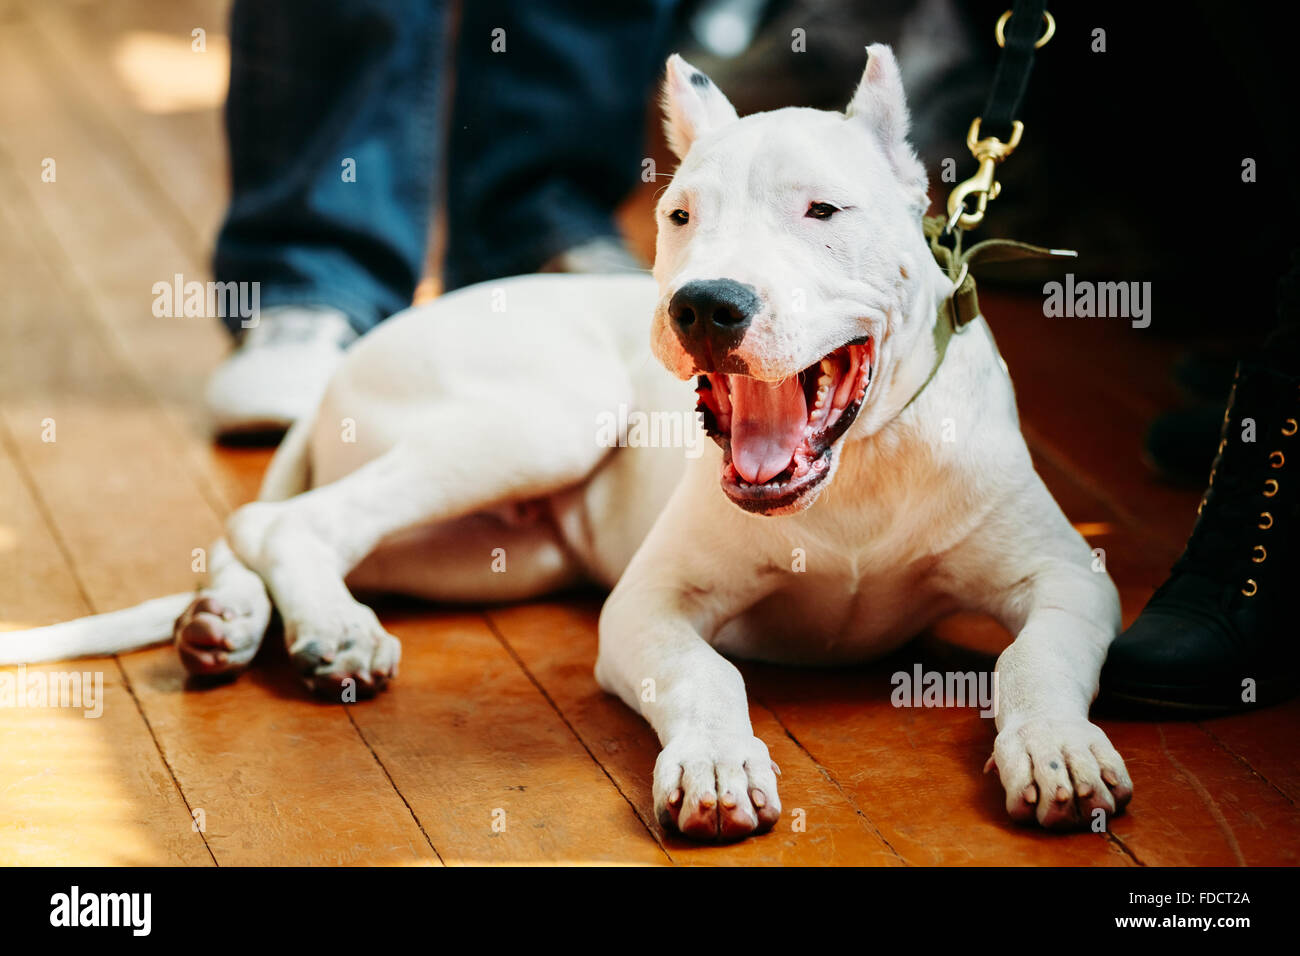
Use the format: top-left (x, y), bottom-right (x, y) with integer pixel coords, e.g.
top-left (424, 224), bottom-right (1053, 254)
top-left (441, 0), bottom-right (678, 291)
top-left (214, 0), bottom-right (449, 336)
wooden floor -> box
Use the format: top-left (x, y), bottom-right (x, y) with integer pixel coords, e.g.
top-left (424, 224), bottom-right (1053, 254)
top-left (1, 0), bottom-right (1297, 866)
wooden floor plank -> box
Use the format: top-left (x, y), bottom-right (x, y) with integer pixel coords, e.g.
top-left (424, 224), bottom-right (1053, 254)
top-left (486, 601), bottom-right (904, 865)
top-left (123, 644), bottom-right (440, 866)
top-left (0, 431), bottom-right (211, 866)
top-left (0, 658), bottom-right (212, 866)
top-left (347, 607), bottom-right (668, 865)
top-left (1103, 720), bottom-right (1300, 866)
top-left (1197, 700), bottom-right (1300, 807)
top-left (0, 434), bottom-right (88, 635)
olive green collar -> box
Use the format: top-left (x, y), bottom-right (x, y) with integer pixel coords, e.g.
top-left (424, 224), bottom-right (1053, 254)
top-left (899, 216), bottom-right (1075, 412)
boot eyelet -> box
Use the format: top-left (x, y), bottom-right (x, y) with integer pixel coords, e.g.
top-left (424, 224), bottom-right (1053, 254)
top-left (1284, 418), bottom-right (1297, 437)
top-left (1263, 478), bottom-right (1279, 497)
top-left (1252, 545), bottom-right (1267, 563)
top-left (1259, 511), bottom-right (1273, 529)
top-left (1242, 579), bottom-right (1258, 597)
top-left (1270, 450), bottom-right (1285, 468)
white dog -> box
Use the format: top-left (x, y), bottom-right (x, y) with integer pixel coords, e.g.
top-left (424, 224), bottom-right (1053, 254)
top-left (1, 46), bottom-right (1131, 840)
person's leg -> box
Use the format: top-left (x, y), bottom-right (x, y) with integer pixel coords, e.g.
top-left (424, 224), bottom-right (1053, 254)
top-left (1102, 256), bottom-right (1300, 712)
top-left (215, 0), bottom-right (447, 334)
top-left (207, 0), bottom-right (449, 435)
top-left (441, 0), bottom-right (677, 291)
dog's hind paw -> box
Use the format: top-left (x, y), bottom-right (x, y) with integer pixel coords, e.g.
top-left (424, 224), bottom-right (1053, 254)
top-left (988, 718), bottom-right (1133, 830)
top-left (653, 734), bottom-right (782, 842)
top-left (286, 602), bottom-right (401, 700)
top-left (175, 592), bottom-right (271, 679)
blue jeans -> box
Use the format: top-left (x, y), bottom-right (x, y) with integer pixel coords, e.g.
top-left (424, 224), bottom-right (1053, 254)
top-left (214, 0), bottom-right (676, 337)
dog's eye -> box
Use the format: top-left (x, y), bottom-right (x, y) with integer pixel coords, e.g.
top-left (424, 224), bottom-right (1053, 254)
top-left (668, 208), bottom-right (690, 226)
top-left (806, 202), bottom-right (841, 220)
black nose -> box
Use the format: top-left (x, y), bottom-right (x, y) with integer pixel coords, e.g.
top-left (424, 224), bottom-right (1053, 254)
top-left (669, 279), bottom-right (761, 336)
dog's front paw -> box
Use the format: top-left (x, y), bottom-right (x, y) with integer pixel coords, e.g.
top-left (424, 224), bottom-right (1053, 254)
top-left (988, 718), bottom-right (1132, 829)
top-left (653, 734), bottom-right (781, 842)
top-left (286, 602), bottom-right (401, 699)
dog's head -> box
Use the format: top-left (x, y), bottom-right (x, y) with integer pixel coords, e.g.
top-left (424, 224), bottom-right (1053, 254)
top-left (652, 45), bottom-right (940, 516)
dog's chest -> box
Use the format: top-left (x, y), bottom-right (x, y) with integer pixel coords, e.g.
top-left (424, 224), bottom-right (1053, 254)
top-left (712, 542), bottom-right (957, 665)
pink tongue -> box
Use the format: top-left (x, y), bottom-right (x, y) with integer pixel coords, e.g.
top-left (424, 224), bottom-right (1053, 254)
top-left (728, 376), bottom-right (808, 483)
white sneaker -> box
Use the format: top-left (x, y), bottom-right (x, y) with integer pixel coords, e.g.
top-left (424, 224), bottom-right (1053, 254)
top-left (205, 306), bottom-right (357, 437)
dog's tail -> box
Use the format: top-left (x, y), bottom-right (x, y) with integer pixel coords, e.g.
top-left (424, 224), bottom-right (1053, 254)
top-left (0, 592), bottom-right (194, 665)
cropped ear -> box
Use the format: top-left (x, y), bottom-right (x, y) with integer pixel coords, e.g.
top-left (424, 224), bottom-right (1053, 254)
top-left (661, 54), bottom-right (739, 160)
top-left (845, 44), bottom-right (928, 212)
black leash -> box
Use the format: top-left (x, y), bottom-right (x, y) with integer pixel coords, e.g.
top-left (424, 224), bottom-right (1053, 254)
top-left (982, 0), bottom-right (1052, 143)
top-left (901, 5), bottom-right (1071, 412)
top-left (945, 2), bottom-right (1055, 235)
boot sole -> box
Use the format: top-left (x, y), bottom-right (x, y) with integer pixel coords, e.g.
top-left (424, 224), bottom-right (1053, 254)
top-left (1100, 680), bottom-right (1300, 718)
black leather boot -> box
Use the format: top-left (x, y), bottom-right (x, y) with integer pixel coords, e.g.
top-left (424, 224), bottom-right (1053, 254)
top-left (1101, 359), bottom-right (1300, 713)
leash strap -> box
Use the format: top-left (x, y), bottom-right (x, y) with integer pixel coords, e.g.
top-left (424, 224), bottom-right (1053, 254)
top-left (945, 3), bottom-right (1055, 233)
top-left (981, 0), bottom-right (1050, 143)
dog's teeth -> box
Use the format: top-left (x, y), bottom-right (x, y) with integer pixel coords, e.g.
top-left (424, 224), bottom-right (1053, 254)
top-left (812, 369), bottom-right (836, 420)
top-left (715, 377), bottom-right (733, 416)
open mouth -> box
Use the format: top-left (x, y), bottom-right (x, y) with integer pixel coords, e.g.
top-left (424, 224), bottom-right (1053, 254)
top-left (695, 337), bottom-right (875, 514)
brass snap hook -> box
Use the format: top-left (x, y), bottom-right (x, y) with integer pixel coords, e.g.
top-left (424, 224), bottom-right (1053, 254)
top-left (945, 118), bottom-right (1023, 232)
